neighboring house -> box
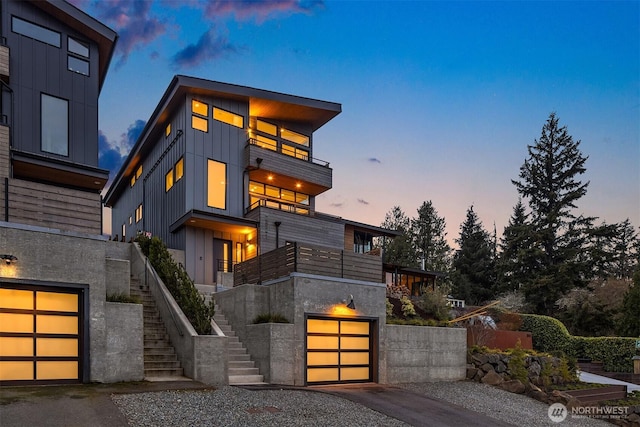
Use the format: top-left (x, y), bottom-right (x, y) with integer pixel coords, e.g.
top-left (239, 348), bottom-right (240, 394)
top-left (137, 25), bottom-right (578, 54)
top-left (0, 0), bottom-right (116, 233)
top-left (103, 76), bottom-right (395, 286)
top-left (0, 1), bottom-right (141, 387)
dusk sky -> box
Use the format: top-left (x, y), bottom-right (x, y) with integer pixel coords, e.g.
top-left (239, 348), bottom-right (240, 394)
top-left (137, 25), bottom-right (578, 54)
top-left (73, 0), bottom-right (640, 244)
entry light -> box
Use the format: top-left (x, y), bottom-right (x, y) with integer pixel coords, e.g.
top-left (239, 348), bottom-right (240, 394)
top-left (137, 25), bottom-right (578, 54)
top-left (346, 294), bottom-right (355, 310)
top-left (1, 254), bottom-right (18, 265)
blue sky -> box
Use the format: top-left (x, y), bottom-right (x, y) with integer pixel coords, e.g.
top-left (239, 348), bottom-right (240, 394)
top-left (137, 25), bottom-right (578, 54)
top-left (74, 0), bottom-right (639, 243)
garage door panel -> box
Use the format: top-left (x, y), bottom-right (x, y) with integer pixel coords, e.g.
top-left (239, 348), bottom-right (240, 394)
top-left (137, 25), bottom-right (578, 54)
top-left (341, 367), bottom-right (369, 381)
top-left (340, 336), bottom-right (369, 350)
top-left (0, 313), bottom-right (34, 332)
top-left (340, 351), bottom-right (369, 365)
top-left (307, 352), bottom-right (339, 366)
top-left (341, 321), bottom-right (369, 335)
top-left (307, 367), bottom-right (339, 382)
top-left (307, 335), bottom-right (338, 349)
top-left (307, 319), bottom-right (339, 334)
top-left (0, 289), bottom-right (33, 309)
top-left (0, 361), bottom-right (34, 381)
top-left (37, 361), bottom-right (78, 380)
top-left (36, 338), bottom-right (78, 357)
top-left (36, 292), bottom-right (78, 312)
top-left (36, 315), bottom-right (78, 334)
top-left (0, 337), bottom-right (34, 356)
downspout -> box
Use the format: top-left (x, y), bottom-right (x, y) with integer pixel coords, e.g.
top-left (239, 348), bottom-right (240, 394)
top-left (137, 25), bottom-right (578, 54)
top-left (274, 221), bottom-right (281, 248)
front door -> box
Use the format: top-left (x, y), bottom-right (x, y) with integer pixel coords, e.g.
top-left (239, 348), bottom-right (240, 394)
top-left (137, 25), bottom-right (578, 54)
top-left (213, 238), bottom-right (232, 283)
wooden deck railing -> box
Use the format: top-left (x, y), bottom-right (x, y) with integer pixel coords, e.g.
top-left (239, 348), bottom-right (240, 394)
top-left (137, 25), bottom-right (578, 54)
top-left (233, 242), bottom-right (382, 286)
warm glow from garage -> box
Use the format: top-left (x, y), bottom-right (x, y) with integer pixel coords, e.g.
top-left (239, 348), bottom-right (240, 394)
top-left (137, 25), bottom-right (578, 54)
top-left (328, 304), bottom-right (357, 316)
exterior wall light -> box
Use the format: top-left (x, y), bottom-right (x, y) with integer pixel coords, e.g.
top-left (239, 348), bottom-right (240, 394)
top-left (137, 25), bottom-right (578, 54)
top-left (1, 254), bottom-right (17, 265)
top-left (346, 294), bottom-right (355, 310)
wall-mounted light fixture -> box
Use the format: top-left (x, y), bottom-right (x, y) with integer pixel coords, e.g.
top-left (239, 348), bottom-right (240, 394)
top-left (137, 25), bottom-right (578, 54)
top-left (1, 254), bottom-right (18, 265)
top-left (346, 294), bottom-right (355, 310)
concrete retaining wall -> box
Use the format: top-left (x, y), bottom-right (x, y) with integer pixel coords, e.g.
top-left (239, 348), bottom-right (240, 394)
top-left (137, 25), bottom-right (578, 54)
top-left (246, 323), bottom-right (295, 385)
top-left (104, 302), bottom-right (144, 382)
top-left (383, 324), bottom-right (467, 383)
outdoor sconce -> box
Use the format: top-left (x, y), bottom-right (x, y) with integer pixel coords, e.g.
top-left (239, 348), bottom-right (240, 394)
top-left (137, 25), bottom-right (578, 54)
top-left (1, 254), bottom-right (18, 265)
top-left (346, 294), bottom-right (356, 310)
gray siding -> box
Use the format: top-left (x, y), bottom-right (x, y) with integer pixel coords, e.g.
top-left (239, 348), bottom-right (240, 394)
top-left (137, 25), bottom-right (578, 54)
top-left (3, 0), bottom-right (101, 166)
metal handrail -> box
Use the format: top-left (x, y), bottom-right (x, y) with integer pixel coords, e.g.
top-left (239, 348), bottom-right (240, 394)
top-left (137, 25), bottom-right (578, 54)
top-left (246, 197), bottom-right (310, 215)
top-left (247, 138), bottom-right (330, 167)
top-left (145, 256), bottom-right (183, 336)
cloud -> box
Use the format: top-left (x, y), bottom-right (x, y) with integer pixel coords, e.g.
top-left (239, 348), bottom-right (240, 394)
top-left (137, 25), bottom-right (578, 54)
top-left (357, 198), bottom-right (370, 205)
top-left (368, 157), bottom-right (381, 164)
top-left (201, 0), bottom-right (324, 22)
top-left (91, 1), bottom-right (166, 67)
top-left (172, 28), bottom-right (237, 69)
top-left (99, 120), bottom-right (146, 178)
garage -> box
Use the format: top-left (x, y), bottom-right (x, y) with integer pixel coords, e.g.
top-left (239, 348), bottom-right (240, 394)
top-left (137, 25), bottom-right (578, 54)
top-left (0, 284), bottom-right (86, 385)
top-left (305, 316), bottom-right (375, 384)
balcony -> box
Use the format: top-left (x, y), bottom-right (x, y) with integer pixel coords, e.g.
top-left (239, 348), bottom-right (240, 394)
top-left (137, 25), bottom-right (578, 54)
top-left (244, 139), bottom-right (332, 196)
top-left (0, 42), bottom-right (8, 82)
top-left (234, 242), bottom-right (383, 286)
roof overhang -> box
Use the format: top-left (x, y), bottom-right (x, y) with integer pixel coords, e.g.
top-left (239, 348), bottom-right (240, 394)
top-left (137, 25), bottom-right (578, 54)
top-left (11, 149), bottom-right (109, 192)
top-left (32, 0), bottom-right (118, 93)
top-left (170, 210), bottom-right (258, 235)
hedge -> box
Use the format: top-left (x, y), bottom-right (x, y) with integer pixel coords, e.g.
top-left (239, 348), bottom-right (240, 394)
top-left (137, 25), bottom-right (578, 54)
top-left (520, 314), bottom-right (637, 373)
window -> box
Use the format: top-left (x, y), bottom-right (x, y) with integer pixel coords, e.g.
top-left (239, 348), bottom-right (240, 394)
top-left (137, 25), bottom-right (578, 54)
top-left (129, 216), bottom-right (132, 225)
top-left (248, 180), bottom-right (310, 214)
top-left (255, 135), bottom-right (276, 151)
top-left (135, 204), bottom-right (143, 223)
top-left (136, 165), bottom-right (142, 179)
top-left (165, 123), bottom-right (171, 137)
top-left (281, 129), bottom-right (309, 146)
top-left (213, 108), bottom-right (243, 128)
top-left (41, 94), bottom-right (68, 156)
top-left (207, 160), bottom-right (226, 209)
top-left (175, 158), bottom-right (184, 182)
top-left (282, 144), bottom-right (308, 160)
top-left (130, 176), bottom-right (136, 187)
top-left (165, 169), bottom-right (174, 192)
top-left (192, 115), bottom-right (208, 132)
top-left (67, 37), bottom-right (89, 76)
top-left (354, 231), bottom-right (373, 254)
top-left (122, 224), bottom-right (126, 238)
top-left (192, 100), bottom-right (208, 116)
top-left (68, 37), bottom-right (89, 57)
top-left (192, 100), bottom-right (209, 132)
top-left (256, 120), bottom-right (277, 136)
top-left (12, 17), bottom-right (60, 47)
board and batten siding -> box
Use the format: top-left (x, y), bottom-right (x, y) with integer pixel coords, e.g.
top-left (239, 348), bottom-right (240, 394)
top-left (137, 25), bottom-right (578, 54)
top-left (5, 0), bottom-right (101, 167)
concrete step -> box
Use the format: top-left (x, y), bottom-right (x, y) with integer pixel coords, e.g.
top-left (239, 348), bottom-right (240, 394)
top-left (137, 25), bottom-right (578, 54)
top-left (227, 347), bottom-right (248, 356)
top-left (229, 367), bottom-right (259, 376)
top-left (144, 360), bottom-right (182, 369)
top-left (144, 347), bottom-right (177, 356)
top-left (145, 367), bottom-right (185, 377)
top-left (228, 374), bottom-right (266, 385)
top-left (144, 353), bottom-right (178, 362)
top-left (144, 341), bottom-right (174, 348)
top-left (227, 353), bottom-right (251, 362)
top-left (227, 341), bottom-right (244, 349)
top-left (144, 333), bottom-right (169, 341)
top-left (229, 360), bottom-right (256, 369)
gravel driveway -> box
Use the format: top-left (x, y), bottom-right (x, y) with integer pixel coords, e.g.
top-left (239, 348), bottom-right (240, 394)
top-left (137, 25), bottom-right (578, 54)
top-left (113, 381), bottom-right (613, 427)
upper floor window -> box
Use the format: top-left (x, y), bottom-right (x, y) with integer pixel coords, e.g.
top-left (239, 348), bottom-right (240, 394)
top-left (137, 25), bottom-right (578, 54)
top-left (67, 37), bottom-right (89, 76)
top-left (165, 123), bottom-right (171, 137)
top-left (41, 94), bottom-right (68, 156)
top-left (192, 100), bottom-right (208, 132)
top-left (131, 165), bottom-right (142, 187)
top-left (175, 158), bottom-right (184, 181)
top-left (281, 128), bottom-right (309, 147)
top-left (213, 108), bottom-right (243, 128)
top-left (354, 231), bottom-right (373, 254)
top-left (207, 159), bottom-right (226, 209)
top-left (165, 169), bottom-right (174, 192)
top-left (256, 120), bottom-right (277, 136)
top-left (12, 17), bottom-right (60, 47)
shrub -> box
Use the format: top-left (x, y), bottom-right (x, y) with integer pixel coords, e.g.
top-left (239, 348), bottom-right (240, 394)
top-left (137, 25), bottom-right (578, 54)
top-left (519, 314), bottom-right (574, 356)
top-left (253, 313), bottom-right (290, 324)
top-left (106, 292), bottom-right (141, 304)
top-left (385, 298), bottom-right (394, 318)
top-left (400, 296), bottom-right (416, 317)
top-left (506, 340), bottom-right (529, 384)
top-left (136, 234), bottom-right (214, 335)
top-left (417, 289), bottom-right (450, 321)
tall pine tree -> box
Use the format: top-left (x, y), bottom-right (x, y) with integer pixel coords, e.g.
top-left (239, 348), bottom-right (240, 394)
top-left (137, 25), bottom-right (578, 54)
top-left (512, 113), bottom-right (589, 314)
top-left (450, 206), bottom-right (495, 305)
top-left (410, 201), bottom-right (451, 273)
top-left (380, 206), bottom-right (417, 267)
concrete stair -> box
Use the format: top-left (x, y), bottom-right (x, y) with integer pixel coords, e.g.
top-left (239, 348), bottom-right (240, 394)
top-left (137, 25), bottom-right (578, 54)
top-left (214, 305), bottom-right (266, 385)
top-left (130, 277), bottom-right (184, 379)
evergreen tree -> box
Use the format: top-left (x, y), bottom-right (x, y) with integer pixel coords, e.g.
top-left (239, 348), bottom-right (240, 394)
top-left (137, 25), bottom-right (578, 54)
top-left (617, 269), bottom-right (640, 337)
top-left (512, 113), bottom-right (590, 315)
top-left (410, 201), bottom-right (451, 272)
top-left (496, 199), bottom-right (536, 294)
top-left (450, 206), bottom-right (496, 305)
top-left (610, 219), bottom-right (639, 279)
top-left (380, 206), bottom-right (417, 267)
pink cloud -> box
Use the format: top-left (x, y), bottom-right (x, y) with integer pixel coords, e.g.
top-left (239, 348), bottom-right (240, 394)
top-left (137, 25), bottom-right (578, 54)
top-left (202, 0), bottom-right (324, 22)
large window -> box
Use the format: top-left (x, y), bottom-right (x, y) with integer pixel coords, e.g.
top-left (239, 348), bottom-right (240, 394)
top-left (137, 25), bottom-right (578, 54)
top-left (41, 94), bottom-right (68, 156)
top-left (256, 120), bottom-right (277, 136)
top-left (192, 100), bottom-right (208, 132)
top-left (249, 181), bottom-right (309, 214)
top-left (207, 159), bottom-right (226, 209)
top-left (281, 128), bottom-right (309, 146)
top-left (12, 17), bottom-right (60, 47)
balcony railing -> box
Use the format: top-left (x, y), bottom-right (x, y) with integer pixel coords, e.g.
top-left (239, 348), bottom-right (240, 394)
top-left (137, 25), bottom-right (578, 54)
top-left (247, 138), bottom-right (330, 167)
top-left (246, 196), bottom-right (310, 215)
top-left (233, 242), bottom-right (382, 286)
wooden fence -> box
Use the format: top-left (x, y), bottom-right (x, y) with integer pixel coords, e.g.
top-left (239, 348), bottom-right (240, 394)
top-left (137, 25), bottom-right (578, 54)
top-left (234, 242), bottom-right (382, 286)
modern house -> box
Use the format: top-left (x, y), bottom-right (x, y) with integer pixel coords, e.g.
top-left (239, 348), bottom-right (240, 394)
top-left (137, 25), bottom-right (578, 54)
top-left (0, 0), bottom-right (143, 386)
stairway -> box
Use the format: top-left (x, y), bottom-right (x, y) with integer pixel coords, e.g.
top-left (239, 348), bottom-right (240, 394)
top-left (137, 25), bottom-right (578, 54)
top-left (130, 276), bottom-right (184, 378)
top-left (213, 305), bottom-right (266, 385)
